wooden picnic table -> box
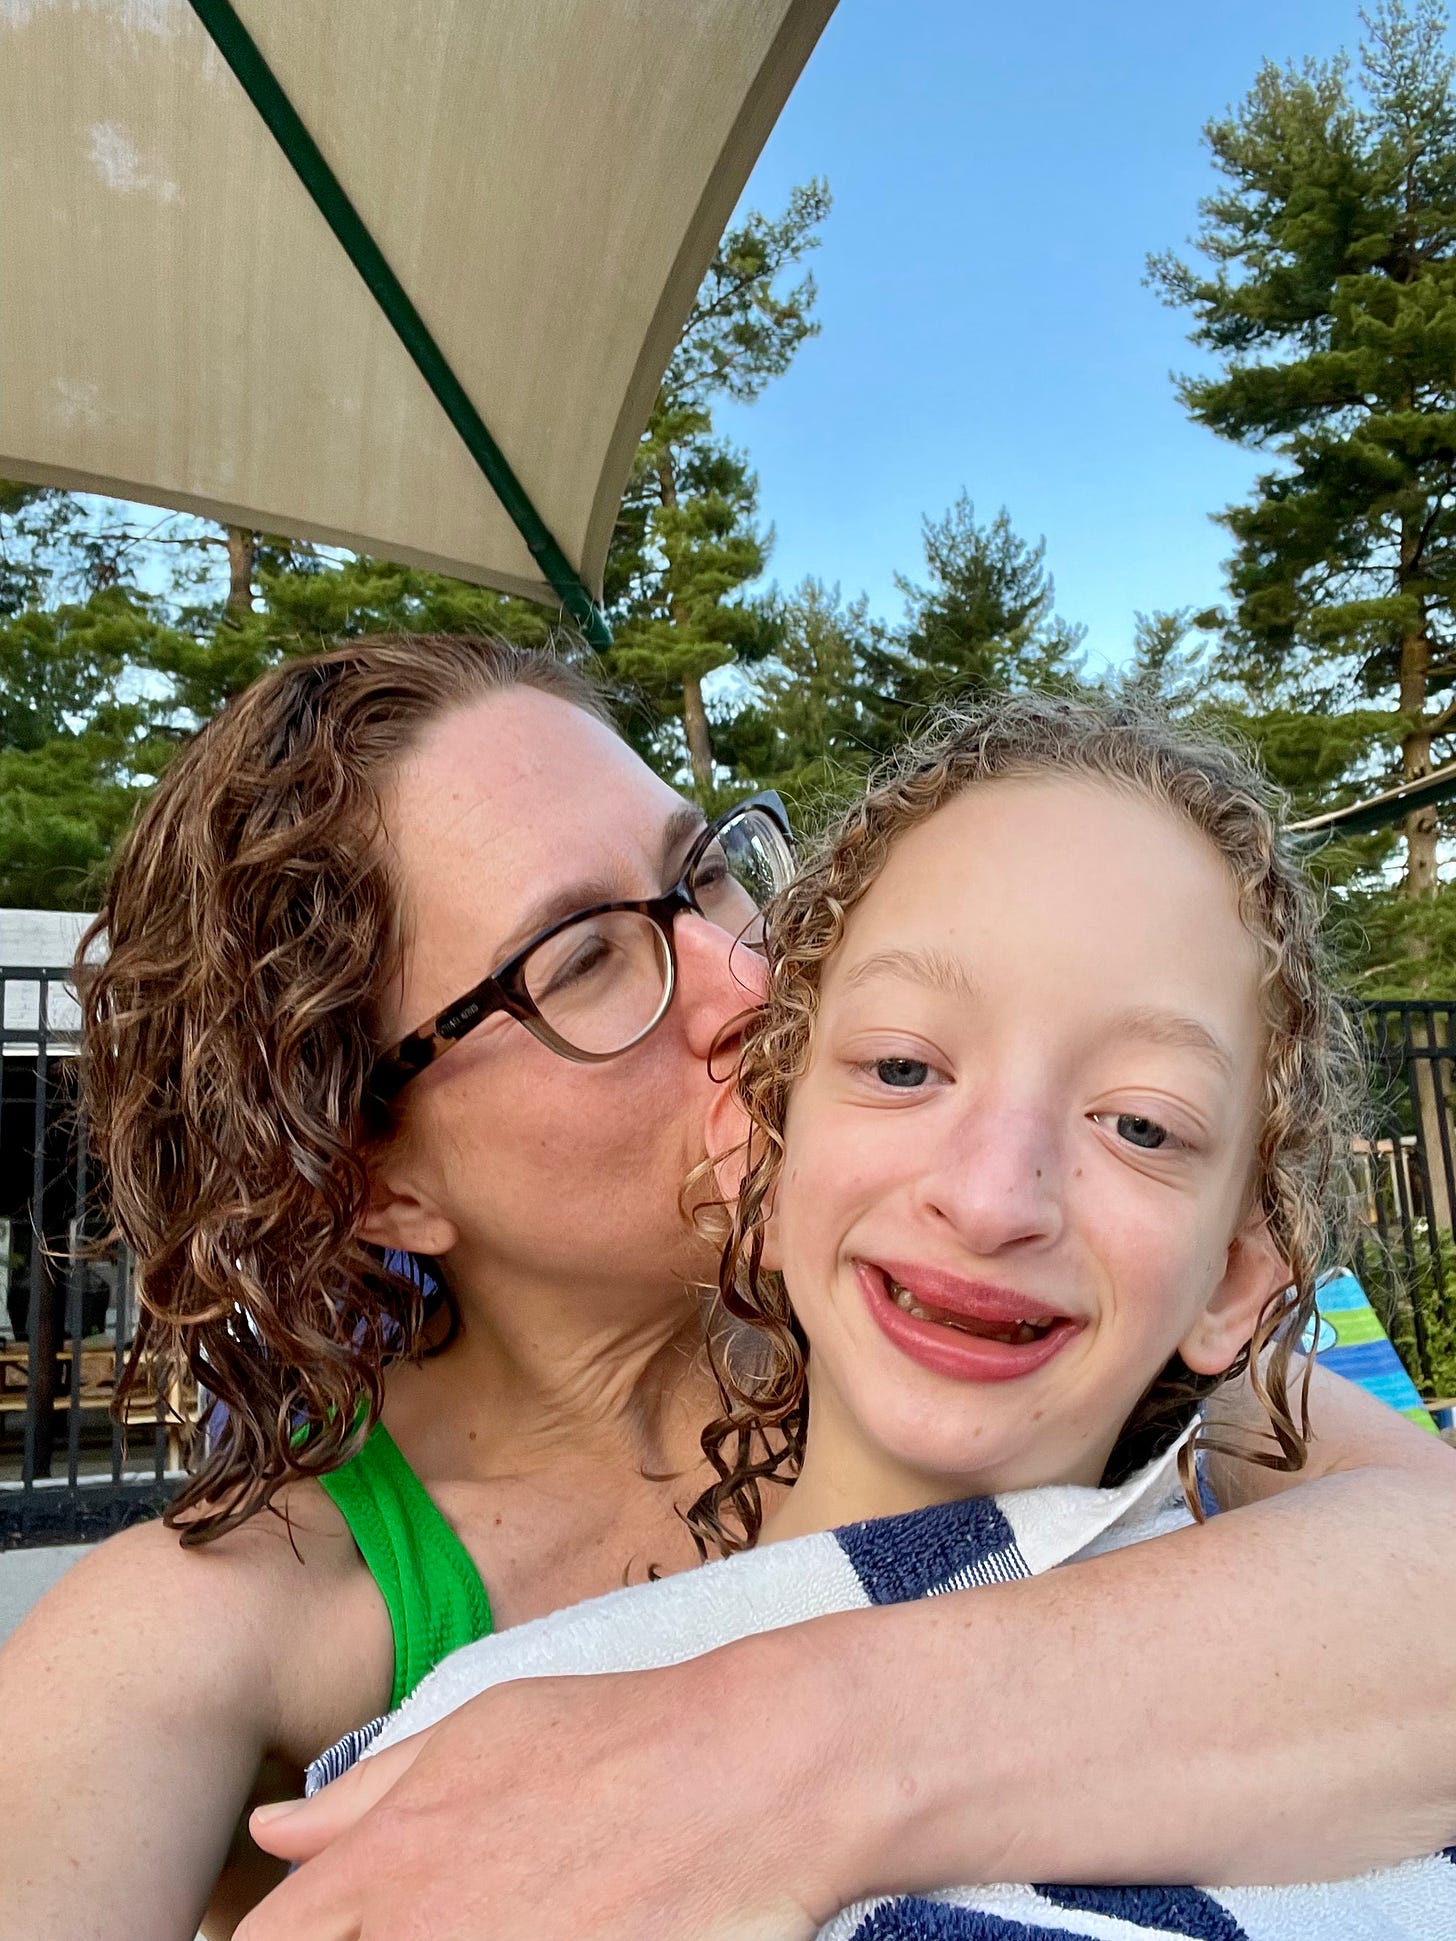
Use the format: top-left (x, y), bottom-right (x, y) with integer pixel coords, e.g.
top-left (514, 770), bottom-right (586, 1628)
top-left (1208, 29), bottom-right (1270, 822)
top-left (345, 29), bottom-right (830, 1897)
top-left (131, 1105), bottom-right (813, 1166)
top-left (0, 1339), bottom-right (193, 1466)
top-left (0, 1338), bottom-right (120, 1411)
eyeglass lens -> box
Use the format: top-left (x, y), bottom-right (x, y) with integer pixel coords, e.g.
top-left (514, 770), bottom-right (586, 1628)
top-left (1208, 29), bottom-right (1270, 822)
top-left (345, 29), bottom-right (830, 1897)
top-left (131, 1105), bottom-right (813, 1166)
top-left (522, 908), bottom-right (674, 1057)
top-left (691, 809), bottom-right (794, 938)
top-left (521, 806), bottom-right (793, 1058)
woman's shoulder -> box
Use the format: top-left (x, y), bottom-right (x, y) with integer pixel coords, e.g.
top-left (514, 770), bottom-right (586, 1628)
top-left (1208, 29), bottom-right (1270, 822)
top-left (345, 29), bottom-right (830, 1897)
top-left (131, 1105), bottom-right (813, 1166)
top-left (2, 1476), bottom-right (392, 1757)
top-left (74, 1473), bottom-right (358, 1599)
top-left (0, 1481), bottom-right (396, 1939)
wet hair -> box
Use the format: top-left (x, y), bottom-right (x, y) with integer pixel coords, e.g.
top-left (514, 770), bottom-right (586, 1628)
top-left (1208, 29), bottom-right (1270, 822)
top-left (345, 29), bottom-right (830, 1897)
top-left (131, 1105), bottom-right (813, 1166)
top-left (78, 632), bottom-right (612, 1544)
top-left (687, 690), bottom-right (1367, 1558)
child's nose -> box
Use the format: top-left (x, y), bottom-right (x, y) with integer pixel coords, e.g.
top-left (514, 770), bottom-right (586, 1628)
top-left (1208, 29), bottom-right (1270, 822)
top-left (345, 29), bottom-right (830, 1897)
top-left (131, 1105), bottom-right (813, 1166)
top-left (913, 1102), bottom-right (1064, 1255)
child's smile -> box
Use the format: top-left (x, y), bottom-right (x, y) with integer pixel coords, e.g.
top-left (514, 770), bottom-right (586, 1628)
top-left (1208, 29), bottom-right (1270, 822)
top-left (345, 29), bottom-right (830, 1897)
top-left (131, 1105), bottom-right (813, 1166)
top-left (857, 1259), bottom-right (1084, 1380)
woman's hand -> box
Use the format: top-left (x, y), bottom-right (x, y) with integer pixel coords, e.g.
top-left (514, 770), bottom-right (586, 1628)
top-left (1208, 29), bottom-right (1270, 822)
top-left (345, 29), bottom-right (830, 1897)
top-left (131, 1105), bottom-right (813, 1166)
top-left (239, 1652), bottom-right (841, 1941)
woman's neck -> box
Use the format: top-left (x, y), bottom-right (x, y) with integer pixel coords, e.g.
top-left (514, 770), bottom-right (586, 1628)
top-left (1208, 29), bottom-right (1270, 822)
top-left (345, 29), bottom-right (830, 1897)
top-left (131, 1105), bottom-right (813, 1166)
top-left (383, 1263), bottom-right (719, 1491)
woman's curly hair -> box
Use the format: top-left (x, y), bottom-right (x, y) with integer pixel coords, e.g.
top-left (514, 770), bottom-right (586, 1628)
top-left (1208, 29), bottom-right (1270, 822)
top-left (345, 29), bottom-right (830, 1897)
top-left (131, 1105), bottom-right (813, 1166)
top-left (686, 691), bottom-right (1369, 1558)
top-left (78, 632), bottom-right (611, 1545)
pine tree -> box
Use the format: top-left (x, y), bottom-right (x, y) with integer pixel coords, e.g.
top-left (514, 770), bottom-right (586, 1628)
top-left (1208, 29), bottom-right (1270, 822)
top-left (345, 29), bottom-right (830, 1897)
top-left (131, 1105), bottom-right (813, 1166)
top-left (0, 586), bottom-right (182, 907)
top-left (1115, 610), bottom-right (1417, 991)
top-left (603, 182), bottom-right (830, 792)
top-left (718, 578), bottom-right (882, 818)
top-left (0, 484), bottom-right (58, 615)
top-left (861, 496), bottom-right (1086, 753)
top-left (1118, 610), bottom-right (1220, 716)
top-left (1149, 0), bottom-right (1456, 981)
top-left (153, 545), bottom-right (552, 723)
top-left (0, 477), bottom-right (563, 906)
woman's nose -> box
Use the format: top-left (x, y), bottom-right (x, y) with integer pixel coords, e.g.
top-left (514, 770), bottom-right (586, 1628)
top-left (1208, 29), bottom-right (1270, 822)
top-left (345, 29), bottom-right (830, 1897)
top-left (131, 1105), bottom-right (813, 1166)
top-left (673, 910), bottom-right (766, 1060)
top-left (913, 1101), bottom-right (1064, 1256)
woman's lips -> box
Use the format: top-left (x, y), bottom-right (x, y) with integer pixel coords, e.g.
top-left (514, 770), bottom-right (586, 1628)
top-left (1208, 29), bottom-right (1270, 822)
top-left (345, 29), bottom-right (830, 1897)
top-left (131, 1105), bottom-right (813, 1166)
top-left (857, 1261), bottom-right (1082, 1383)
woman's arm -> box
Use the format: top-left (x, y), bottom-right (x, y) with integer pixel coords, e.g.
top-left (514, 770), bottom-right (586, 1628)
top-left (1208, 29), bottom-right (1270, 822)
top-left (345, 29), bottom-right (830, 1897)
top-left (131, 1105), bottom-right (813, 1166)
top-left (0, 1487), bottom-right (383, 1941)
top-left (1203, 1345), bottom-right (1450, 1499)
top-left (0, 1521), bottom-right (277, 1941)
top-left (242, 1367), bottom-right (1455, 1941)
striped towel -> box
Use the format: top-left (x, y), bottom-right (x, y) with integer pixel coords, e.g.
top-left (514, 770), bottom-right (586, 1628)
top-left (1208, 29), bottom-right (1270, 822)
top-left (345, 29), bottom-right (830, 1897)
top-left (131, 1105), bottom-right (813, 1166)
top-left (307, 1427), bottom-right (1456, 1937)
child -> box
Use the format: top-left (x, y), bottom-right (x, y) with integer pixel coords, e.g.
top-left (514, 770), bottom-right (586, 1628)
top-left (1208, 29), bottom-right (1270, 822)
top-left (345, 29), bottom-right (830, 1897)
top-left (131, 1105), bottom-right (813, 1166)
top-left (281, 693), bottom-right (1456, 1939)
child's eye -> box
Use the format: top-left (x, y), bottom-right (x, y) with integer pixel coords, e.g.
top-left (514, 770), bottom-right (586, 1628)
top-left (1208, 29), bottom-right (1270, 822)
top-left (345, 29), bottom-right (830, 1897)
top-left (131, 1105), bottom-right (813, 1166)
top-left (873, 1057), bottom-right (932, 1090)
top-left (1095, 1111), bottom-right (1176, 1151)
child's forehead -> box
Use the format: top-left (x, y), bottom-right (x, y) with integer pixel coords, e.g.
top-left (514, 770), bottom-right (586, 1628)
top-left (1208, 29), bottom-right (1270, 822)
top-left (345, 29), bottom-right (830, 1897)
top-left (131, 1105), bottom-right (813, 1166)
top-left (867, 774), bottom-right (1223, 902)
top-left (824, 776), bottom-right (1261, 1018)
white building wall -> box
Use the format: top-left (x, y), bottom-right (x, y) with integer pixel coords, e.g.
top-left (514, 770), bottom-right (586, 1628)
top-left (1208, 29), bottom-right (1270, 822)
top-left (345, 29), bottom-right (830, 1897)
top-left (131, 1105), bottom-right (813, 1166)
top-left (0, 908), bottom-right (95, 1042)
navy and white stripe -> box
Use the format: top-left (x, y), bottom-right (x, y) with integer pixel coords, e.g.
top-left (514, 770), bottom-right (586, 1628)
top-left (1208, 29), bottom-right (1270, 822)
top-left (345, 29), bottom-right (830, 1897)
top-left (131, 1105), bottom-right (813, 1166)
top-left (835, 1493), bottom-right (1027, 1601)
top-left (825, 1861), bottom-right (1456, 1941)
top-left (305, 1427), bottom-right (1455, 1937)
top-left (305, 1716), bottom-right (387, 1798)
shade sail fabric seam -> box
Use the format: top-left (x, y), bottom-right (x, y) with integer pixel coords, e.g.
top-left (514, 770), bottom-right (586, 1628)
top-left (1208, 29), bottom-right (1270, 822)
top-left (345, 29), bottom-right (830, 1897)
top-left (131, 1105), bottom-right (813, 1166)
top-left (186, 0), bottom-right (611, 644)
top-left (0, 454), bottom-right (567, 611)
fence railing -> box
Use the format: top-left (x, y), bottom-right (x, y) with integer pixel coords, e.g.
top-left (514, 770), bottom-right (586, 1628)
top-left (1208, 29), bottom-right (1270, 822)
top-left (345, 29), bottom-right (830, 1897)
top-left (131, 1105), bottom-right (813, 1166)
top-left (1, 965), bottom-right (186, 1546)
top-left (1351, 1001), bottom-right (1456, 1401)
top-left (1, 974), bottom-right (1452, 1547)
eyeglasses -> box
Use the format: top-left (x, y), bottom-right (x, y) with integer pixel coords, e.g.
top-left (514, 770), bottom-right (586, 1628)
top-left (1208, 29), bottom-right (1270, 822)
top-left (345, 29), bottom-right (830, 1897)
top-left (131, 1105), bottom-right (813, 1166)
top-left (371, 792), bottom-right (794, 1100)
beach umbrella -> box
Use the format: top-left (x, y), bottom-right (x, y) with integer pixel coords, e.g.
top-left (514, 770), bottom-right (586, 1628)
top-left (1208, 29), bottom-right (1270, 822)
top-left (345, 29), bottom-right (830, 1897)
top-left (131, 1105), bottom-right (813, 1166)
top-left (0, 0), bottom-right (835, 642)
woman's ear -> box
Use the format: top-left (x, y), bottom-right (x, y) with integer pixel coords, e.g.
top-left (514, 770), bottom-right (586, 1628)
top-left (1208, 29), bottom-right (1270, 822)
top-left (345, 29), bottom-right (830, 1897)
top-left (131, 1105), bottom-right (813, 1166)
top-left (358, 1138), bottom-right (458, 1261)
top-left (704, 1068), bottom-right (750, 1192)
top-left (702, 1078), bottom-right (783, 1272)
top-left (1179, 1216), bottom-right (1291, 1377)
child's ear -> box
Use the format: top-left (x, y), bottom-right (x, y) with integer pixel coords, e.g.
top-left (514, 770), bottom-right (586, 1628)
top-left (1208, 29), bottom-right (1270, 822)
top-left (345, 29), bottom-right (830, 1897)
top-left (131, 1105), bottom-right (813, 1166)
top-left (1178, 1216), bottom-right (1290, 1377)
top-left (358, 1140), bottom-right (458, 1261)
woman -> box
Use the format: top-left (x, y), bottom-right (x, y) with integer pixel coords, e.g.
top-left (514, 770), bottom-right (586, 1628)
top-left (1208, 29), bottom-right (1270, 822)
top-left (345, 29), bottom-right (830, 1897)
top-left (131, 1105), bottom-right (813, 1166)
top-left (0, 633), bottom-right (1451, 1941)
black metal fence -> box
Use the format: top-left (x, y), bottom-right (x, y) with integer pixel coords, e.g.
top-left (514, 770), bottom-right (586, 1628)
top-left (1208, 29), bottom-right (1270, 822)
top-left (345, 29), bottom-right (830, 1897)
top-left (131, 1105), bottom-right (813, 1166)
top-left (1351, 1001), bottom-right (1456, 1401)
top-left (0, 973), bottom-right (1451, 1548)
top-left (1, 966), bottom-right (183, 1547)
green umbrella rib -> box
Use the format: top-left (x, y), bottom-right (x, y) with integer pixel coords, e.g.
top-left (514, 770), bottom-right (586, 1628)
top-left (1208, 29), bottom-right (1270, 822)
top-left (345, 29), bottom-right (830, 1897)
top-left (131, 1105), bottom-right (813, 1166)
top-left (187, 0), bottom-right (612, 646)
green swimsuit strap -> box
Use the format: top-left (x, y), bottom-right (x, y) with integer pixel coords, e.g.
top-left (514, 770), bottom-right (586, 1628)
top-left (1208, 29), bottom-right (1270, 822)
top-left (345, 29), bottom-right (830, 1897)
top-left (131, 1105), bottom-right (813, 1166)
top-left (318, 1421), bottom-right (494, 1708)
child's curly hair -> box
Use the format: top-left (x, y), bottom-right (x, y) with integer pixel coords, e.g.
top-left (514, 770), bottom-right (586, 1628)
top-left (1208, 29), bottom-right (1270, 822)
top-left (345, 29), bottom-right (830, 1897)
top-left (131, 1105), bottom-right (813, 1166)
top-left (687, 691), bottom-right (1369, 1558)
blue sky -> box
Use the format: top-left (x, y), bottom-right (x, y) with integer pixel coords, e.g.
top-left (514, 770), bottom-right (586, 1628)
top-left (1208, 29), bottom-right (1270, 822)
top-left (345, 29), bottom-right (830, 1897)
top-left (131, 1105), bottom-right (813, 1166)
top-left (721, 0), bottom-right (1359, 678)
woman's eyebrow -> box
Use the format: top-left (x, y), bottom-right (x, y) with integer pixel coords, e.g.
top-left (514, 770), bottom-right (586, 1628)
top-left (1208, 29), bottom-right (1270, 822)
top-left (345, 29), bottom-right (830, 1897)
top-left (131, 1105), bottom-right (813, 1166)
top-left (660, 803), bottom-right (707, 868)
top-left (502, 806), bottom-right (706, 954)
top-left (504, 875), bottom-right (624, 951)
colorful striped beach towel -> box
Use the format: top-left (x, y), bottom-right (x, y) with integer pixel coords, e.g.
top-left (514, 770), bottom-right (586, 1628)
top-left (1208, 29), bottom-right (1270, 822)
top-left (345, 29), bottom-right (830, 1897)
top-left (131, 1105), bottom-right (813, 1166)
top-left (1312, 1268), bottom-right (1437, 1432)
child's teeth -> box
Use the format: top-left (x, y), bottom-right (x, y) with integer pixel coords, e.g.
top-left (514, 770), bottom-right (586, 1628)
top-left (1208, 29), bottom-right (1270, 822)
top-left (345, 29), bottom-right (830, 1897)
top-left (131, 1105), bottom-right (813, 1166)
top-left (890, 1281), bottom-right (932, 1319)
top-left (888, 1278), bottom-right (1052, 1344)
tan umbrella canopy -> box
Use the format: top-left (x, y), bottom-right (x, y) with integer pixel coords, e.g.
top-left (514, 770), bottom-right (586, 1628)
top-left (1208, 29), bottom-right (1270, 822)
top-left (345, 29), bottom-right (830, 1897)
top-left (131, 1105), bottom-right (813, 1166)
top-left (0, 0), bottom-right (835, 642)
